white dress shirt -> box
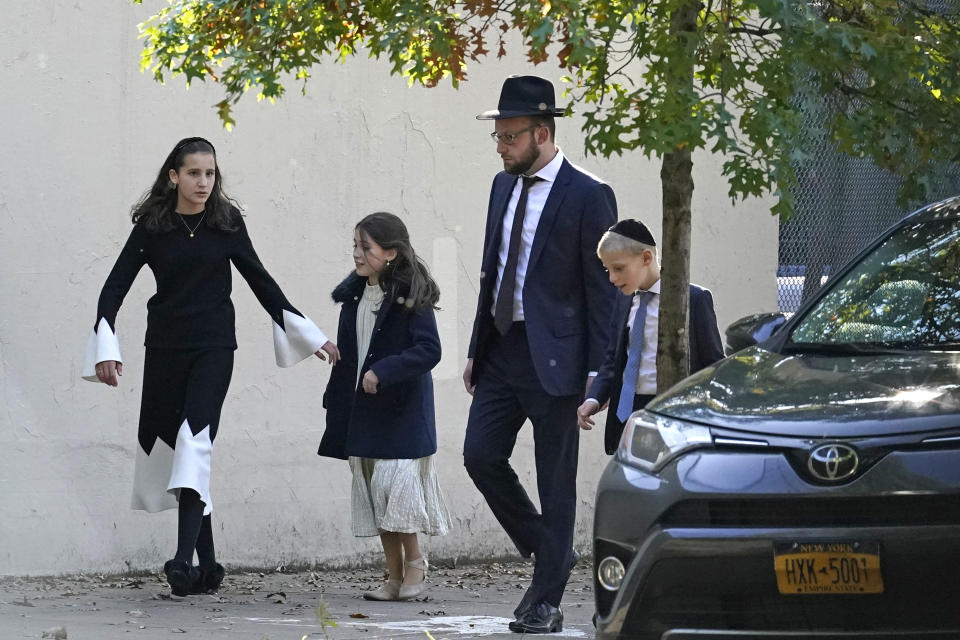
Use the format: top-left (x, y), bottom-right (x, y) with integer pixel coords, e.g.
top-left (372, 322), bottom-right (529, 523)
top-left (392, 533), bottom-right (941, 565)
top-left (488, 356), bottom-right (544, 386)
top-left (584, 279), bottom-right (661, 409)
top-left (628, 279), bottom-right (660, 395)
top-left (492, 149), bottom-right (565, 321)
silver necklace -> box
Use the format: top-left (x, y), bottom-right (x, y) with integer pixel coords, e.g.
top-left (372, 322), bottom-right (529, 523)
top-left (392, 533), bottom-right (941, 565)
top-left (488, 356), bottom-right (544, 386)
top-left (177, 211), bottom-right (206, 238)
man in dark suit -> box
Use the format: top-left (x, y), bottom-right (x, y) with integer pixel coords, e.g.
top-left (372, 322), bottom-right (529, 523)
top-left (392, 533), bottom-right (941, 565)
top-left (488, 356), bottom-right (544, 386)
top-left (462, 75), bottom-right (618, 634)
top-left (577, 219), bottom-right (725, 453)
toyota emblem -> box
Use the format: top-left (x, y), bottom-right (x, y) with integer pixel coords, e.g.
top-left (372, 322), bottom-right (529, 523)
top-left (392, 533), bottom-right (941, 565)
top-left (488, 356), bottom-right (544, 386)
top-left (807, 443), bottom-right (859, 482)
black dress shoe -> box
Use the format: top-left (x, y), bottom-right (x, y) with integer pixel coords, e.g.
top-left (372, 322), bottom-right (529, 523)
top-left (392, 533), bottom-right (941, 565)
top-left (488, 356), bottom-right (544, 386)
top-left (189, 563), bottom-right (225, 594)
top-left (163, 559), bottom-right (200, 597)
top-left (509, 602), bottom-right (563, 634)
top-left (514, 549), bottom-right (581, 617)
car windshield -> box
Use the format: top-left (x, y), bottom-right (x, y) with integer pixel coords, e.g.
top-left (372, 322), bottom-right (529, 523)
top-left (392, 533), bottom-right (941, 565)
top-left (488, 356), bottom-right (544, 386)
top-left (789, 216), bottom-right (960, 350)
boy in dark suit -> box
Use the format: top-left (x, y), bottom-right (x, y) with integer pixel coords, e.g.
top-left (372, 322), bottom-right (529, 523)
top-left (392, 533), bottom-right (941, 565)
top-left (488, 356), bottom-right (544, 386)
top-left (577, 219), bottom-right (724, 453)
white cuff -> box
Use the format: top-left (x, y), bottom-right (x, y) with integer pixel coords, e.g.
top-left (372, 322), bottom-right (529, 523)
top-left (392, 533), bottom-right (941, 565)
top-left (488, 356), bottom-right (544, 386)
top-left (273, 309), bottom-right (329, 367)
top-left (81, 317), bottom-right (123, 382)
top-left (583, 398), bottom-right (601, 410)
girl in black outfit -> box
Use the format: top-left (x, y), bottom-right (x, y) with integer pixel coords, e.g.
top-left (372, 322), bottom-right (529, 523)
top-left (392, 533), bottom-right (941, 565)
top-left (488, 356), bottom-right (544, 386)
top-left (82, 137), bottom-right (339, 596)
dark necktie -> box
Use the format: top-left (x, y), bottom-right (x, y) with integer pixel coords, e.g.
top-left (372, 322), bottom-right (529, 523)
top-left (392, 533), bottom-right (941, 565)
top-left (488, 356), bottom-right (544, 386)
top-left (494, 176), bottom-right (542, 335)
top-left (616, 290), bottom-right (656, 422)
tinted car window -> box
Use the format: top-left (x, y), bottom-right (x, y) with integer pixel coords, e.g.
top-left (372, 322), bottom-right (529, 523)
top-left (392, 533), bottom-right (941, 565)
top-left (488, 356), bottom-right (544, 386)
top-left (790, 218), bottom-right (960, 348)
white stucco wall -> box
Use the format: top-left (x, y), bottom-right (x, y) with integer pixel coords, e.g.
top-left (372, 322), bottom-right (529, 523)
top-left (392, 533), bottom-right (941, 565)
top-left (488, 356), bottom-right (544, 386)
top-left (0, 1), bottom-right (778, 575)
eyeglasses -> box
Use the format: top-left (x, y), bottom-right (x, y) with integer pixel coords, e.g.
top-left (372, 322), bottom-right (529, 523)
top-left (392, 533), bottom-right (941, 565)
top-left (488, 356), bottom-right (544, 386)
top-left (490, 126), bottom-right (538, 145)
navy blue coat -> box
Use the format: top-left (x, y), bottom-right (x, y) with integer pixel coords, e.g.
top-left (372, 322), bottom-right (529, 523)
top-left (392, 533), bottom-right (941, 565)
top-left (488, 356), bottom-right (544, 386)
top-left (589, 284), bottom-right (725, 453)
top-left (318, 274), bottom-right (441, 460)
top-left (468, 158), bottom-right (619, 396)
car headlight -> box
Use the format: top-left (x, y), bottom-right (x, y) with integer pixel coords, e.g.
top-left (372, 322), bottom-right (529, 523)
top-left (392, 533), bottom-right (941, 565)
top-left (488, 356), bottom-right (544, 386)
top-left (617, 410), bottom-right (713, 472)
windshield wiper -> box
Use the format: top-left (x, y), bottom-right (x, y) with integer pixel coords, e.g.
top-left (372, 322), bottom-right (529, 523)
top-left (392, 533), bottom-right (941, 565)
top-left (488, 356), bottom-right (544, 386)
top-left (782, 342), bottom-right (915, 356)
top-left (913, 342), bottom-right (960, 351)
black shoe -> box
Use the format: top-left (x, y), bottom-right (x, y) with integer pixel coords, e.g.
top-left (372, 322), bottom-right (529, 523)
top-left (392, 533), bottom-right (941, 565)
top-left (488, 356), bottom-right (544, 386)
top-left (189, 563), bottom-right (225, 594)
top-left (163, 559), bottom-right (200, 597)
top-left (514, 549), bottom-right (580, 617)
top-left (509, 602), bottom-right (563, 634)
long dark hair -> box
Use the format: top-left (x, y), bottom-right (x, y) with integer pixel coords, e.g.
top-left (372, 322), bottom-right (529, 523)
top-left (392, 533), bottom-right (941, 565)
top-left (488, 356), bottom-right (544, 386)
top-left (356, 212), bottom-right (440, 312)
top-left (131, 137), bottom-right (239, 233)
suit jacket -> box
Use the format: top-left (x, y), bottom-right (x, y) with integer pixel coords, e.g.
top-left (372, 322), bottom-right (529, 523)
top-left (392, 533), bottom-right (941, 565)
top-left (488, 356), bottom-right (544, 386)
top-left (468, 158), bottom-right (618, 397)
top-left (319, 273), bottom-right (441, 460)
top-left (589, 284), bottom-right (725, 454)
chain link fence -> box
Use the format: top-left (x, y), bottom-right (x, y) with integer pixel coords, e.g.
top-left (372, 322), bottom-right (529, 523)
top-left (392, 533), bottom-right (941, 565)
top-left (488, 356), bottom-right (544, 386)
top-left (778, 0), bottom-right (960, 313)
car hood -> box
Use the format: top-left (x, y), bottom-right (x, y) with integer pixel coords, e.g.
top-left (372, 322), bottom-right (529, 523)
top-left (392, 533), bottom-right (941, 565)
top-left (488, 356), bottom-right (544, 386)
top-left (648, 347), bottom-right (960, 437)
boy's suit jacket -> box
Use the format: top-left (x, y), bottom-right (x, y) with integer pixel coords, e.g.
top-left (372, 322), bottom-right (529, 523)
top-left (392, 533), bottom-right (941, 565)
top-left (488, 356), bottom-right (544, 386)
top-left (590, 284), bottom-right (725, 453)
top-left (467, 158), bottom-right (618, 397)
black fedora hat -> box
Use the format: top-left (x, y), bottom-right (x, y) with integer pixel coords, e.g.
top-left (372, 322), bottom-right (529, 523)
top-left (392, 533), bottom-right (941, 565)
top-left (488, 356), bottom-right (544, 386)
top-left (476, 75), bottom-right (567, 120)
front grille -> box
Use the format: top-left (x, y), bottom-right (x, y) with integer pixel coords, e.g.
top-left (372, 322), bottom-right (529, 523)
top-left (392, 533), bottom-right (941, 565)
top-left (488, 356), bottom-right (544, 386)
top-left (622, 553), bottom-right (960, 639)
top-left (660, 494), bottom-right (960, 527)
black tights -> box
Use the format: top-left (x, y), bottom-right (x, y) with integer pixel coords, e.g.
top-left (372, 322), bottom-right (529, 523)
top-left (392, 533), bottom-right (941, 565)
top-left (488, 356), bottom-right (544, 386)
top-left (175, 489), bottom-right (217, 567)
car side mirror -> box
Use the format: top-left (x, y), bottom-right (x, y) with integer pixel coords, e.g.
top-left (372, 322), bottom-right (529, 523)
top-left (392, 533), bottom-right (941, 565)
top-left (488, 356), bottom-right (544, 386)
top-left (725, 312), bottom-right (787, 355)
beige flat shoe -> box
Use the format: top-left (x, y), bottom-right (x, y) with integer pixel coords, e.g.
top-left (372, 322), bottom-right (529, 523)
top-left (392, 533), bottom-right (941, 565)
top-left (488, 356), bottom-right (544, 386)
top-left (398, 556), bottom-right (428, 601)
top-left (363, 577), bottom-right (401, 601)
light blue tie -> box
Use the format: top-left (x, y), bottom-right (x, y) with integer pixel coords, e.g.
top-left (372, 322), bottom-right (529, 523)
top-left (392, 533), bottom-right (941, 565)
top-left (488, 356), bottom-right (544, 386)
top-left (616, 290), bottom-right (654, 422)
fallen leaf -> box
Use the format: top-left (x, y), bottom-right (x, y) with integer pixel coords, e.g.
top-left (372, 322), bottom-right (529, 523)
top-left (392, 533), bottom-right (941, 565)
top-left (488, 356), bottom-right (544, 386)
top-left (349, 613), bottom-right (368, 619)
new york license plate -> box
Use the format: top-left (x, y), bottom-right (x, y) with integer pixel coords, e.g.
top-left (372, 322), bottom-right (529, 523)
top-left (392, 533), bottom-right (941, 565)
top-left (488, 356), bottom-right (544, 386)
top-left (774, 541), bottom-right (883, 594)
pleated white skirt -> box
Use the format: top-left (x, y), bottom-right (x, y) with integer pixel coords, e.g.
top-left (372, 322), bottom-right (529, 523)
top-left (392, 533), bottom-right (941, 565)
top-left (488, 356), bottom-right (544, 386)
top-left (348, 455), bottom-right (451, 537)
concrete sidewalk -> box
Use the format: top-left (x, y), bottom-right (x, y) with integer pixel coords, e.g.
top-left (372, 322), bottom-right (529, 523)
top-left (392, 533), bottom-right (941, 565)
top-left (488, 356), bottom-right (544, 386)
top-left (0, 560), bottom-right (595, 639)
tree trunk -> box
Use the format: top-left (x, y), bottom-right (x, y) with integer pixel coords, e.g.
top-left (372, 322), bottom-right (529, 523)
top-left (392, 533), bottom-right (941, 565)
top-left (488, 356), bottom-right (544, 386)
top-left (656, 2), bottom-right (698, 392)
top-left (658, 149), bottom-right (694, 391)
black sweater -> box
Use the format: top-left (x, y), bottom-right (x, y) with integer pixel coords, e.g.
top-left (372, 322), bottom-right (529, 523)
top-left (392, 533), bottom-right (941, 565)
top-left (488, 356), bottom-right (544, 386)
top-left (96, 209), bottom-right (303, 349)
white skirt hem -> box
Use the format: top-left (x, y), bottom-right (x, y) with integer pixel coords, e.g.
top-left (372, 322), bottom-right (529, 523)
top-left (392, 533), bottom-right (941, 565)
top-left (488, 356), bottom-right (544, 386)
top-left (349, 455), bottom-right (450, 538)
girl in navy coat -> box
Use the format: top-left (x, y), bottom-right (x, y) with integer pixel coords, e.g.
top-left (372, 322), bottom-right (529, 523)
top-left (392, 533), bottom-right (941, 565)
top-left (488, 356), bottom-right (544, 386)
top-left (319, 212), bottom-right (450, 601)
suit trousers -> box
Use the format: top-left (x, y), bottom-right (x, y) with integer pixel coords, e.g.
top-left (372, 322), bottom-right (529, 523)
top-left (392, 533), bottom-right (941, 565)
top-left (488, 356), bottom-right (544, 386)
top-left (463, 322), bottom-right (580, 609)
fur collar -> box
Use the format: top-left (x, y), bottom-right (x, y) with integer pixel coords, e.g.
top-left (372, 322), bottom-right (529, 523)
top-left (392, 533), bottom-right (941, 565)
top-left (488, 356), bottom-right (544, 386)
top-left (331, 272), bottom-right (414, 305)
top-left (331, 272), bottom-right (370, 303)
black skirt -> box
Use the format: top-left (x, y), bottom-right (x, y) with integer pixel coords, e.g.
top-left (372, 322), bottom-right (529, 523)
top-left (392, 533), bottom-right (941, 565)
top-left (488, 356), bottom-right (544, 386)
top-left (131, 348), bottom-right (234, 515)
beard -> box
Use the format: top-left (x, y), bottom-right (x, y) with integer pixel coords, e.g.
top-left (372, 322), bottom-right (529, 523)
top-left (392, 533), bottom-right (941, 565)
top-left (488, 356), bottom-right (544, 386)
top-left (503, 137), bottom-right (541, 176)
